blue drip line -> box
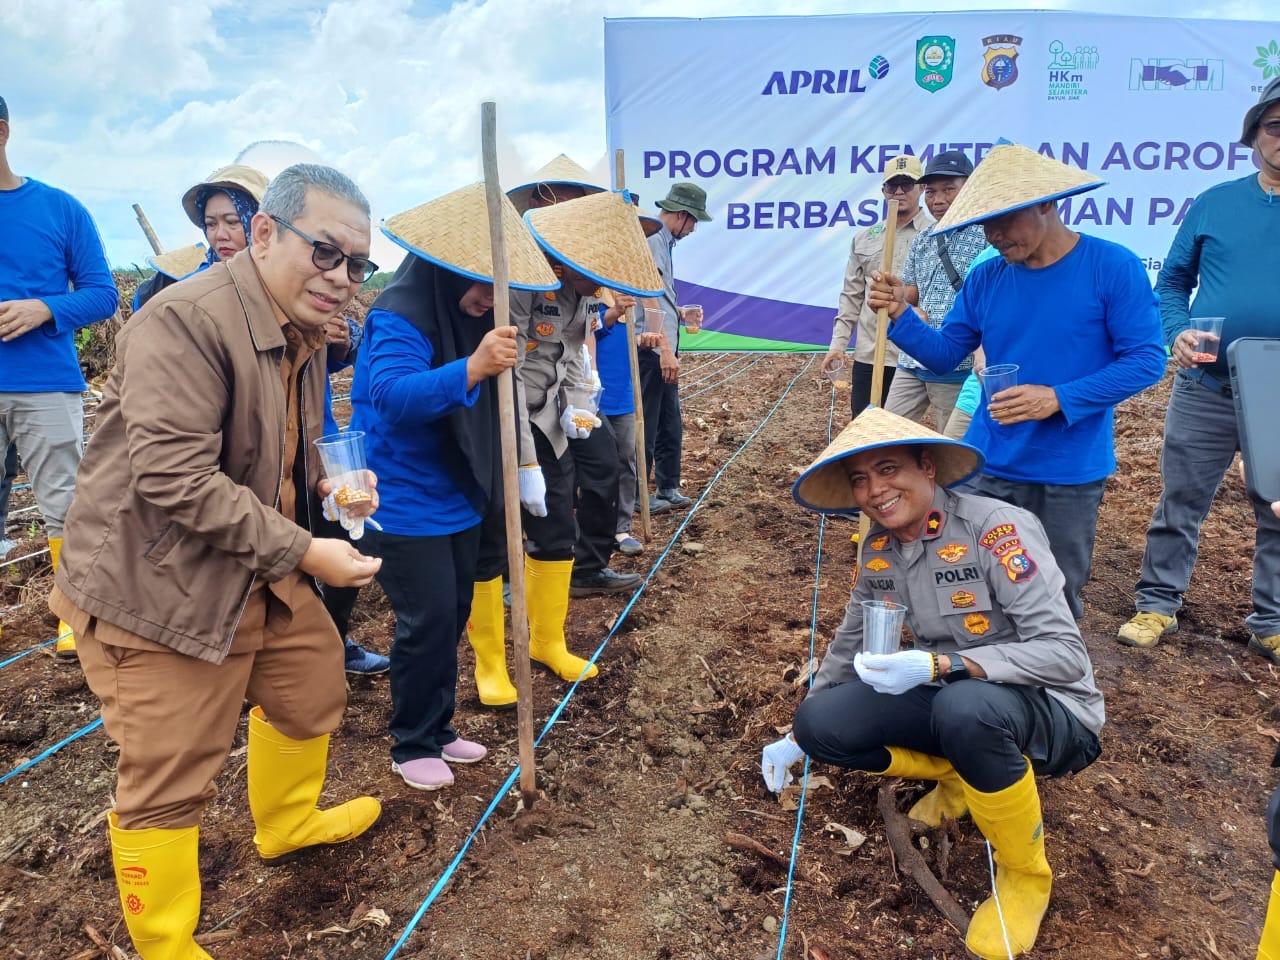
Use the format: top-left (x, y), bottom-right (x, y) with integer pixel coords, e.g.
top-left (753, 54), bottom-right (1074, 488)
top-left (774, 383), bottom-right (836, 959)
top-left (0, 716), bottom-right (104, 786)
top-left (679, 355), bottom-right (753, 391)
top-left (0, 636), bottom-right (60, 670)
top-left (382, 355), bottom-right (815, 959)
top-left (683, 357), bottom-right (765, 402)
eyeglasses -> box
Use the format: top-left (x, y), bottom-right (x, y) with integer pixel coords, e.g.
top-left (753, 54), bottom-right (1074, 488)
top-left (270, 215), bottom-right (378, 283)
top-left (1259, 119), bottom-right (1280, 139)
top-left (882, 180), bottom-right (918, 196)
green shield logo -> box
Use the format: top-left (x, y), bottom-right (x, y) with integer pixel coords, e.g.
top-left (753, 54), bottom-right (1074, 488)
top-left (917, 36), bottom-right (955, 92)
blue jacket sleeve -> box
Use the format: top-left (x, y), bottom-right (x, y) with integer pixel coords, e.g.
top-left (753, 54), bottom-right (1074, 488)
top-left (1154, 199), bottom-right (1204, 347)
top-left (887, 281), bottom-right (983, 374)
top-left (45, 198), bottom-right (118, 333)
top-left (363, 309), bottom-right (478, 426)
top-left (1054, 256), bottom-right (1167, 425)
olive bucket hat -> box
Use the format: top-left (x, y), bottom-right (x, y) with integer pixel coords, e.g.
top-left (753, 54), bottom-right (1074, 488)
top-left (656, 182), bottom-right (712, 222)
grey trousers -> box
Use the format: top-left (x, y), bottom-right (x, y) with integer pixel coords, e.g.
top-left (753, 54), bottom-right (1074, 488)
top-left (606, 412), bottom-right (637, 535)
top-left (1134, 373), bottom-right (1280, 637)
top-left (968, 473), bottom-right (1107, 621)
top-left (885, 370), bottom-right (963, 430)
top-left (0, 392), bottom-right (84, 537)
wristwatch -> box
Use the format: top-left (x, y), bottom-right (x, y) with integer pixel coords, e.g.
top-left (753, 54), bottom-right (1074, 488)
top-left (940, 655), bottom-right (970, 684)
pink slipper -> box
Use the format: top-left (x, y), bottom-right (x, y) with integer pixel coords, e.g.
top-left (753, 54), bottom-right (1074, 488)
top-left (441, 737), bottom-right (487, 764)
top-left (392, 757), bottom-right (454, 791)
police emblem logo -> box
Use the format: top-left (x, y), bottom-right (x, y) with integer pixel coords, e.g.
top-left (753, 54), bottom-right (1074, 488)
top-left (869, 535), bottom-right (889, 551)
top-left (866, 558), bottom-right (891, 572)
top-left (936, 543), bottom-right (968, 564)
top-left (1001, 547), bottom-right (1038, 582)
top-left (534, 321), bottom-right (556, 337)
top-left (964, 613), bottom-right (991, 635)
top-left (951, 590), bottom-right (977, 609)
top-left (982, 34), bottom-right (1023, 90)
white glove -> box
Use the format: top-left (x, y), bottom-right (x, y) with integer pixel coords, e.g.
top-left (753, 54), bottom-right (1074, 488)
top-left (854, 650), bottom-right (936, 696)
top-left (322, 491), bottom-right (366, 541)
top-left (760, 734), bottom-right (807, 793)
top-left (559, 405), bottom-right (600, 440)
top-left (519, 465), bottom-right (548, 517)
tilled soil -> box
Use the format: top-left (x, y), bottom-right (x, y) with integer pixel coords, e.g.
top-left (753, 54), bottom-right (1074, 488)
top-left (0, 353), bottom-right (1275, 960)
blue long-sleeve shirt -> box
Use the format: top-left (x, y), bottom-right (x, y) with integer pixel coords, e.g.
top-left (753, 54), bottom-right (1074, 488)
top-left (349, 308), bottom-right (481, 536)
top-left (593, 303), bottom-right (635, 416)
top-left (889, 233), bottom-right (1166, 485)
top-left (1155, 173), bottom-right (1280, 383)
top-left (0, 177), bottom-right (118, 392)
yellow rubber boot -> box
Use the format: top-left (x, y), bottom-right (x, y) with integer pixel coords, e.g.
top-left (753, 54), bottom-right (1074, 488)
top-left (1259, 870), bottom-right (1280, 960)
top-left (962, 763), bottom-right (1053, 959)
top-left (108, 812), bottom-right (213, 960)
top-left (882, 746), bottom-right (969, 826)
top-left (48, 536), bottom-right (76, 658)
top-left (467, 576), bottom-right (517, 709)
top-left (524, 557), bottom-right (598, 682)
top-left (246, 707), bottom-right (381, 864)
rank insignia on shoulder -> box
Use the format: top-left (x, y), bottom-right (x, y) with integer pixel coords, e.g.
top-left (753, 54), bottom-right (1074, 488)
top-left (865, 558), bottom-right (891, 572)
top-left (964, 613), bottom-right (991, 635)
top-left (936, 543), bottom-right (968, 564)
top-left (1000, 547), bottom-right (1037, 582)
top-left (980, 523), bottom-right (1017, 549)
top-left (925, 510), bottom-right (944, 536)
top-left (869, 535), bottom-right (889, 551)
top-left (951, 590), bottom-right (977, 609)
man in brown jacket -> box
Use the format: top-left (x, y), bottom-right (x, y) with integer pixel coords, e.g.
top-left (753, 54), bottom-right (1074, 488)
top-left (49, 164), bottom-right (383, 960)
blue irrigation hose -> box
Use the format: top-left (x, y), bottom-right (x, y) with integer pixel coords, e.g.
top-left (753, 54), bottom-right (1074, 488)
top-left (382, 356), bottom-right (815, 959)
top-left (0, 717), bottom-right (104, 786)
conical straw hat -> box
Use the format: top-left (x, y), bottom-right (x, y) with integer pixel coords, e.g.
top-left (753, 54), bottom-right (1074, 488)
top-left (935, 143), bottom-right (1103, 233)
top-left (382, 182), bottom-right (559, 291)
top-left (507, 154), bottom-right (604, 215)
top-left (524, 190), bottom-right (665, 298)
top-left (148, 243), bottom-right (208, 280)
top-left (792, 406), bottom-right (983, 515)
top-left (181, 164), bottom-right (269, 227)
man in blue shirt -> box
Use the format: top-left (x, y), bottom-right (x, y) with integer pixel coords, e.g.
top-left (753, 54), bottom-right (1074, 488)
top-left (1118, 79), bottom-right (1280, 655)
top-left (0, 93), bottom-right (119, 656)
top-left (869, 143), bottom-right (1166, 620)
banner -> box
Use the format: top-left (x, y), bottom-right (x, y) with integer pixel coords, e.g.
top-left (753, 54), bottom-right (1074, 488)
top-left (604, 12), bottom-right (1277, 351)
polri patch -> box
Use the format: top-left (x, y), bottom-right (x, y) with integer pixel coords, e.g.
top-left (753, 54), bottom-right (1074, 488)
top-left (951, 590), bottom-right (977, 609)
top-left (980, 523), bottom-right (1017, 549)
top-left (1000, 546), bottom-right (1037, 582)
top-left (964, 613), bottom-right (991, 635)
top-left (936, 543), bottom-right (968, 564)
top-left (869, 534), bottom-right (890, 551)
top-left (866, 558), bottom-right (891, 572)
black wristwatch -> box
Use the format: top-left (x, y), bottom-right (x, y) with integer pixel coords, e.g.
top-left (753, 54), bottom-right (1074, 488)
top-left (941, 655), bottom-right (970, 684)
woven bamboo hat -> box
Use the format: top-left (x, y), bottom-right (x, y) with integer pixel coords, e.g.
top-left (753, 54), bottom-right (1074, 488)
top-left (934, 142), bottom-right (1103, 233)
top-left (381, 182), bottom-right (559, 291)
top-left (792, 407), bottom-right (983, 514)
top-left (148, 243), bottom-right (209, 280)
top-left (524, 190), bottom-right (665, 298)
top-left (181, 165), bottom-right (269, 228)
top-left (507, 155), bottom-right (605, 215)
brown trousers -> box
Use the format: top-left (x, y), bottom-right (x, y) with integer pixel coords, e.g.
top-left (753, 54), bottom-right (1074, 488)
top-left (54, 579), bottom-right (346, 830)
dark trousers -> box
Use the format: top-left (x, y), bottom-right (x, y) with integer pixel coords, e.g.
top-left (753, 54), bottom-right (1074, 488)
top-left (793, 678), bottom-right (1100, 793)
top-left (364, 525), bottom-right (479, 762)
top-left (850, 361), bottom-right (896, 419)
top-left (314, 513), bottom-right (359, 638)
top-left (522, 425), bottom-right (576, 563)
top-left (638, 350), bottom-right (682, 490)
top-left (968, 473), bottom-right (1107, 621)
top-left (475, 499), bottom-right (509, 584)
top-left (569, 415), bottom-right (620, 577)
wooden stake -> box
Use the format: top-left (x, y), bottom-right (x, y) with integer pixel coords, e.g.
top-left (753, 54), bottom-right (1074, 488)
top-left (856, 199), bottom-right (899, 568)
top-left (614, 149), bottom-right (653, 542)
top-left (132, 203), bottom-right (164, 255)
top-left (481, 101), bottom-right (537, 808)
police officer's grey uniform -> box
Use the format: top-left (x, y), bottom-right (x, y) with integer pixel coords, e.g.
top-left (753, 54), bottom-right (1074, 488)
top-left (795, 486), bottom-right (1103, 792)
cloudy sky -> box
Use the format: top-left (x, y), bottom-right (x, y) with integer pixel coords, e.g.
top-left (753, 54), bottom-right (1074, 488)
top-left (1, 0), bottom-right (1268, 270)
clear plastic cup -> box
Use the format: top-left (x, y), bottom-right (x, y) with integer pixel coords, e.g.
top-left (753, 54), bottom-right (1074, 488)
top-left (313, 431), bottom-right (373, 510)
top-left (862, 600), bottom-right (908, 655)
top-left (564, 380), bottom-right (599, 418)
top-left (681, 304), bottom-right (704, 335)
top-left (826, 358), bottom-right (851, 391)
top-left (643, 306), bottom-right (665, 335)
top-left (1190, 317), bottom-right (1225, 363)
top-left (978, 363), bottom-right (1020, 403)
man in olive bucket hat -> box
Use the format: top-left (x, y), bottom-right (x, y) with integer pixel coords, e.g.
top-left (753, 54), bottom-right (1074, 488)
top-left (868, 142), bottom-right (1165, 622)
top-left (640, 181), bottom-right (712, 514)
top-left (761, 405), bottom-right (1104, 959)
top-left (1114, 77), bottom-right (1280, 658)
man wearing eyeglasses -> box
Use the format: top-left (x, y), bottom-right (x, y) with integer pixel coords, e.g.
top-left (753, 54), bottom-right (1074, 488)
top-left (822, 155), bottom-right (932, 418)
top-left (49, 163), bottom-right (384, 960)
top-left (1117, 77), bottom-right (1280, 657)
